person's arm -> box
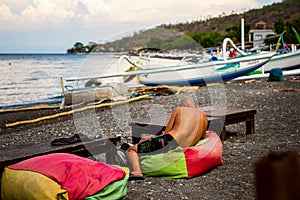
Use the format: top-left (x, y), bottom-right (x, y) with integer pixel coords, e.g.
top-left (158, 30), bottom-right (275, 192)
top-left (200, 111), bottom-right (208, 139)
top-left (139, 136), bottom-right (152, 143)
top-left (164, 107), bottom-right (180, 133)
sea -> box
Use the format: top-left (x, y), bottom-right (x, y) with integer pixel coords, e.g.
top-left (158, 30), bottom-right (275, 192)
top-left (0, 53), bottom-right (122, 110)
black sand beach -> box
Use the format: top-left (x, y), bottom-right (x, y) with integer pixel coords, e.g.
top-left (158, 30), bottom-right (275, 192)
top-left (0, 76), bottom-right (300, 199)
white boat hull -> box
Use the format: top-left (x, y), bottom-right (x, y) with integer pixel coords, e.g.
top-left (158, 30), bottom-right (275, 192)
top-left (140, 53), bottom-right (274, 86)
top-left (262, 50), bottom-right (300, 72)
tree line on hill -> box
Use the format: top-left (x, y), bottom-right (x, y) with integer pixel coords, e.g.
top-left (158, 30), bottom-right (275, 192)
top-left (67, 0), bottom-right (300, 53)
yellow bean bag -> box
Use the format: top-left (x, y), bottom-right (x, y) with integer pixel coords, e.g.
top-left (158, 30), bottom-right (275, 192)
top-left (1, 153), bottom-right (129, 200)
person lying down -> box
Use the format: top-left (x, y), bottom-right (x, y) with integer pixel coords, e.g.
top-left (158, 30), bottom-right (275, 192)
top-left (125, 96), bottom-right (208, 180)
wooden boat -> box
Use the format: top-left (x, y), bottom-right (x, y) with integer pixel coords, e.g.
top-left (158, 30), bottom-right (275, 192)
top-left (234, 68), bottom-right (300, 81)
top-left (261, 50), bottom-right (300, 73)
top-left (262, 29), bottom-right (300, 72)
top-left (66, 51), bottom-right (274, 88)
top-left (139, 52), bottom-right (274, 86)
top-left (211, 37), bottom-right (300, 74)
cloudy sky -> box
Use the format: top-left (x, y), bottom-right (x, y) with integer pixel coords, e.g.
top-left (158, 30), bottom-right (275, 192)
top-left (0, 0), bottom-right (281, 53)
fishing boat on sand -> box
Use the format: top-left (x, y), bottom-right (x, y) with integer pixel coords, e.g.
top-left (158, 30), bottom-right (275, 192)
top-left (260, 30), bottom-right (300, 73)
top-left (212, 37), bottom-right (300, 73)
top-left (65, 51), bottom-right (275, 88)
top-left (207, 36), bottom-right (300, 82)
top-left (62, 36), bottom-right (276, 105)
top-left (119, 38), bottom-right (274, 86)
top-left (137, 52), bottom-right (274, 86)
top-left (261, 50), bottom-right (300, 73)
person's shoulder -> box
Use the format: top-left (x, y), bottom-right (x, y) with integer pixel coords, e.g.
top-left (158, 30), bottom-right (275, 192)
top-left (198, 109), bottom-right (206, 114)
top-left (174, 107), bottom-right (182, 111)
top-left (198, 109), bottom-right (208, 119)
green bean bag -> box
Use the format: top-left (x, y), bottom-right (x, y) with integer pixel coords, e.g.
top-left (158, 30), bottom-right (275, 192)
top-left (140, 131), bottom-right (222, 178)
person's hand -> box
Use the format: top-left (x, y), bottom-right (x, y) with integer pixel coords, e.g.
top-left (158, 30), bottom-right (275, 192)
top-left (139, 136), bottom-right (151, 142)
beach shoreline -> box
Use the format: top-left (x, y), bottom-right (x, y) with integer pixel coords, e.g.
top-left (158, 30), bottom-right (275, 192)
top-left (0, 76), bottom-right (300, 199)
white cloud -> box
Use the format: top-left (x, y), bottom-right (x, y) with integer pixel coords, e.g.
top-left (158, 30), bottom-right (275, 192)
top-left (0, 0), bottom-right (262, 32)
top-left (0, 0), bottom-right (30, 14)
top-left (0, 0), bottom-right (281, 52)
top-left (0, 0), bottom-right (79, 31)
top-left (86, 0), bottom-right (259, 24)
top-left (0, 4), bottom-right (13, 21)
top-left (79, 0), bottom-right (107, 15)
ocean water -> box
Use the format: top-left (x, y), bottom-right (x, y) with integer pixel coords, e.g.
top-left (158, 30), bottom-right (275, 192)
top-left (0, 53), bottom-right (120, 109)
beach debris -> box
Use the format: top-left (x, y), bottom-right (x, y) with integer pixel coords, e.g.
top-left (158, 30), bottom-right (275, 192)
top-left (244, 79), bottom-right (256, 84)
top-left (131, 85), bottom-right (199, 96)
top-left (224, 79), bottom-right (256, 84)
top-left (273, 88), bottom-right (300, 92)
top-left (287, 79), bottom-right (300, 83)
top-left (132, 85), bottom-right (174, 96)
top-left (268, 83), bottom-right (280, 88)
top-left (0, 104), bottom-right (60, 113)
top-left (207, 82), bottom-right (224, 86)
top-left (286, 76), bottom-right (300, 82)
top-left (256, 91), bottom-right (265, 95)
top-left (50, 133), bottom-right (82, 146)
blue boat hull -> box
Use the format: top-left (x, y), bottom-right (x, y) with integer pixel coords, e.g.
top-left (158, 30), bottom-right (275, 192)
top-left (140, 60), bottom-right (268, 86)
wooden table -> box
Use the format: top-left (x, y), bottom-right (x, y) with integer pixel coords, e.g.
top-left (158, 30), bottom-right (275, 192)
top-left (130, 106), bottom-right (257, 142)
top-left (200, 106), bottom-right (257, 140)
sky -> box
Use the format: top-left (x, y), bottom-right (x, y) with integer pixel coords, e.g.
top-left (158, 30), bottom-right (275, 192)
top-left (0, 0), bottom-right (282, 53)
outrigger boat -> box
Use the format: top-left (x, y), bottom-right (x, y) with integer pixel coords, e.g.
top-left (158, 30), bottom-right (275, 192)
top-left (261, 31), bottom-right (300, 73)
top-left (137, 51), bottom-right (274, 86)
top-left (257, 50), bottom-right (300, 73)
top-left (243, 29), bottom-right (300, 73)
top-left (62, 36), bottom-right (275, 106)
top-left (206, 35), bottom-right (300, 80)
top-left (65, 51), bottom-right (275, 87)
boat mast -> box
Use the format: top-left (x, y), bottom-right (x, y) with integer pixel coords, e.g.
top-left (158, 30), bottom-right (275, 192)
top-left (241, 18), bottom-right (245, 51)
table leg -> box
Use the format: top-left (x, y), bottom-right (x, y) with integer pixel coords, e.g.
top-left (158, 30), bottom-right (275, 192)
top-left (246, 117), bottom-right (255, 135)
top-left (221, 126), bottom-right (226, 141)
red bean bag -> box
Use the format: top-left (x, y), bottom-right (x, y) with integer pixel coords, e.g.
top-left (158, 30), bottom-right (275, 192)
top-left (140, 131), bottom-right (223, 178)
top-left (1, 153), bottom-right (129, 200)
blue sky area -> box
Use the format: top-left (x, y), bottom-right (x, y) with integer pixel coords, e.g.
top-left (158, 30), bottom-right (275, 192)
top-left (0, 0), bottom-right (282, 53)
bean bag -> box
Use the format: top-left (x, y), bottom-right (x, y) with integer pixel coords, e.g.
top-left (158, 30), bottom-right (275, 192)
top-left (1, 153), bottom-right (129, 200)
top-left (140, 131), bottom-right (222, 178)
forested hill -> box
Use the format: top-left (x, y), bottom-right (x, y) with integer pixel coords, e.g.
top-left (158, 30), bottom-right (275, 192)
top-left (67, 0), bottom-right (300, 53)
top-left (167, 0), bottom-right (300, 34)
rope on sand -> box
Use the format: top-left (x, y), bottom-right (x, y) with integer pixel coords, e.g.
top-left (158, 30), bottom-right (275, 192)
top-left (5, 95), bottom-right (152, 128)
top-left (0, 104), bottom-right (60, 113)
